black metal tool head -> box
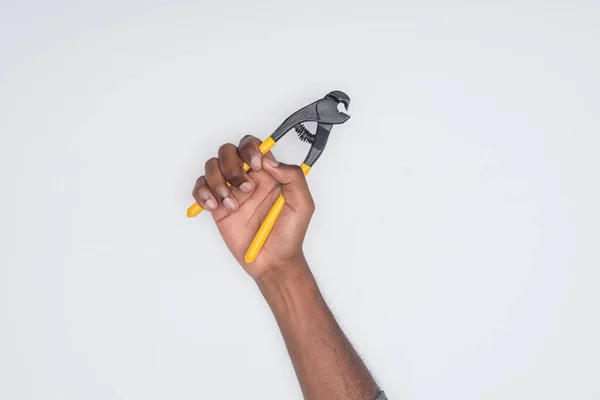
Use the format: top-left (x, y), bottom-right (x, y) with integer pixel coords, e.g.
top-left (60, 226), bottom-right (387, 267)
top-left (316, 90), bottom-right (351, 125)
top-left (270, 91), bottom-right (351, 142)
top-left (302, 90), bottom-right (351, 167)
top-left (326, 90), bottom-right (351, 110)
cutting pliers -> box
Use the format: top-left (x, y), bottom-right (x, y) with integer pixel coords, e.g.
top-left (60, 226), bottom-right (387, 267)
top-left (187, 90), bottom-right (351, 263)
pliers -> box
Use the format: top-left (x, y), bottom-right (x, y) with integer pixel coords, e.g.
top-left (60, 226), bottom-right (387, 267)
top-left (187, 90), bottom-right (351, 263)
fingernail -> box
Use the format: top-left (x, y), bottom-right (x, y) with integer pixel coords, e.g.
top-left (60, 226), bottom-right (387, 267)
top-left (266, 154), bottom-right (279, 167)
top-left (250, 156), bottom-right (262, 170)
top-left (204, 199), bottom-right (217, 210)
top-left (239, 182), bottom-right (253, 193)
top-left (223, 197), bottom-right (238, 212)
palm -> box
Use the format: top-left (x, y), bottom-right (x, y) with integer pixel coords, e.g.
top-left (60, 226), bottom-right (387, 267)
top-left (210, 168), bottom-right (304, 278)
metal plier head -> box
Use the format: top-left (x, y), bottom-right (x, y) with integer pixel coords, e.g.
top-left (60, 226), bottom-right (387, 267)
top-left (269, 90), bottom-right (351, 167)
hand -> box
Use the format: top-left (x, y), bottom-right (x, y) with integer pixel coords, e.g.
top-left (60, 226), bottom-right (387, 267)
top-left (192, 135), bottom-right (315, 280)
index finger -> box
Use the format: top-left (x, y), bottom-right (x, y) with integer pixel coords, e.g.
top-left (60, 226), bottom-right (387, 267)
top-left (238, 135), bottom-right (264, 171)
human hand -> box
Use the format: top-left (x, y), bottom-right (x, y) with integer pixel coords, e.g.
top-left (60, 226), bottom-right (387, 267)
top-left (192, 135), bottom-right (315, 281)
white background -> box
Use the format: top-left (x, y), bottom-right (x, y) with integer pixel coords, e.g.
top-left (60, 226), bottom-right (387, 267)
top-left (1, 1), bottom-right (599, 399)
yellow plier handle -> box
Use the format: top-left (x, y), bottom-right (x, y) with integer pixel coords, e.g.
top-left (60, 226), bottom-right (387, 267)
top-left (244, 163), bottom-right (311, 263)
top-left (186, 137), bottom-right (276, 218)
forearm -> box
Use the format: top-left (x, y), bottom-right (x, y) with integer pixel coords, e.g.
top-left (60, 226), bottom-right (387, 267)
top-left (257, 257), bottom-right (379, 400)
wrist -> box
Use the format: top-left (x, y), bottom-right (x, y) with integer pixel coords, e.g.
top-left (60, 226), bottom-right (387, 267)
top-left (256, 258), bottom-right (320, 323)
top-left (256, 256), bottom-right (318, 309)
top-left (255, 255), bottom-right (312, 288)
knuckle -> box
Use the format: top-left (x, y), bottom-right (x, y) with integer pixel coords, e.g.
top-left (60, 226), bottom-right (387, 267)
top-left (220, 161), bottom-right (244, 182)
top-left (193, 176), bottom-right (206, 195)
top-left (223, 171), bottom-right (244, 186)
top-left (239, 140), bottom-right (261, 158)
top-left (205, 157), bottom-right (218, 171)
top-left (194, 175), bottom-right (206, 186)
top-left (226, 168), bottom-right (243, 180)
top-left (218, 143), bottom-right (236, 154)
top-left (239, 136), bottom-right (262, 153)
top-left (240, 134), bottom-right (260, 144)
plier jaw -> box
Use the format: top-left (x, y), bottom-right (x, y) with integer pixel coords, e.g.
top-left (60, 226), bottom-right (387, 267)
top-left (326, 90), bottom-right (351, 110)
top-left (268, 90), bottom-right (350, 168)
top-left (270, 90), bottom-right (351, 142)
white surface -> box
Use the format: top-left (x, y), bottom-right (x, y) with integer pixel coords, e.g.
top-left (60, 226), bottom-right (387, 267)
top-left (1, 1), bottom-right (599, 399)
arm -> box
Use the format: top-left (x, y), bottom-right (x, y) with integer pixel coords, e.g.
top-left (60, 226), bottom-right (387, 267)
top-left (258, 258), bottom-right (380, 399)
top-left (192, 135), bottom-right (382, 399)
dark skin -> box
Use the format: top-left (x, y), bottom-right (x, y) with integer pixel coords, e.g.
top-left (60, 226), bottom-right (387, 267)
top-left (193, 135), bottom-right (380, 400)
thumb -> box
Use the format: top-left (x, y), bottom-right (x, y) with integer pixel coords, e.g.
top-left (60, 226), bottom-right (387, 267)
top-left (262, 154), bottom-right (314, 214)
